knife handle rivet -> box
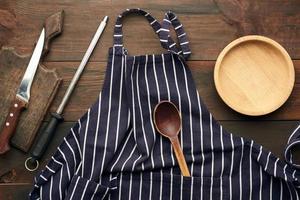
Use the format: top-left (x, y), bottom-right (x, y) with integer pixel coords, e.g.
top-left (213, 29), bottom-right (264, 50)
top-left (14, 103), bottom-right (18, 108)
top-left (9, 113), bottom-right (13, 117)
top-left (5, 122), bottom-right (10, 127)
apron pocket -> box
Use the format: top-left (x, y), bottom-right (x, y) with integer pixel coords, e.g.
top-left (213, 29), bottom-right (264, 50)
top-left (65, 174), bottom-right (111, 199)
top-left (111, 171), bottom-right (229, 200)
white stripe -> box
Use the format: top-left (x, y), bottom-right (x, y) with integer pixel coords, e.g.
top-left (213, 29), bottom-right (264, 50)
top-left (101, 188), bottom-right (110, 200)
top-left (220, 126), bottom-right (224, 200)
top-left (180, 175), bottom-right (183, 200)
top-left (139, 172), bottom-right (143, 200)
top-left (52, 156), bottom-right (63, 166)
top-left (100, 50), bottom-right (117, 183)
top-left (264, 152), bottom-right (271, 171)
top-left (57, 147), bottom-right (71, 180)
top-left (249, 140), bottom-right (253, 200)
top-left (209, 114), bottom-right (214, 200)
top-left (150, 19), bottom-right (157, 25)
top-left (284, 165), bottom-right (288, 181)
top-left (163, 18), bottom-right (171, 23)
top-left (179, 57), bottom-right (194, 172)
top-left (64, 138), bottom-right (77, 173)
top-left (159, 170), bottom-right (163, 200)
top-left (40, 174), bottom-right (48, 181)
top-left (90, 94), bottom-right (102, 179)
top-left (160, 39), bottom-right (168, 42)
top-left (171, 54), bottom-right (182, 144)
top-left (113, 44), bottom-right (123, 47)
top-left (170, 16), bottom-right (177, 21)
top-left (110, 130), bottom-right (134, 171)
top-left (239, 138), bottom-right (244, 200)
top-left (175, 24), bottom-right (183, 30)
top-left (169, 43), bottom-right (176, 48)
top-left (149, 172), bottom-right (153, 200)
top-left (114, 53), bottom-right (124, 153)
top-left (128, 174), bottom-right (132, 200)
top-left (40, 185), bottom-right (43, 200)
top-left (162, 54), bottom-right (175, 165)
top-left (114, 34), bottom-right (122, 37)
top-left (81, 109), bottom-right (90, 176)
top-left (59, 166), bottom-right (63, 199)
top-left (270, 176), bottom-right (273, 199)
top-left (183, 51), bottom-right (191, 55)
top-left (160, 28), bottom-right (169, 32)
top-left (170, 168), bottom-right (173, 200)
top-left (121, 145), bottom-right (137, 171)
top-left (136, 58), bottom-right (150, 158)
top-left (49, 175), bottom-right (53, 200)
top-left (257, 146), bottom-right (263, 161)
top-left (145, 13), bottom-right (149, 16)
top-left (178, 33), bottom-right (186, 38)
top-left (196, 92), bottom-right (204, 200)
top-left (144, 55), bottom-right (156, 168)
top-left (280, 180), bottom-right (283, 200)
top-left (180, 41), bottom-right (189, 45)
top-left (118, 173), bottom-right (123, 200)
top-left (153, 55), bottom-right (165, 168)
top-left (286, 182), bottom-right (294, 200)
top-left (46, 165), bottom-right (55, 173)
top-left (80, 181), bottom-right (89, 200)
top-left (115, 24), bottom-right (122, 27)
top-left (69, 176), bottom-right (80, 200)
top-left (259, 166), bottom-right (262, 200)
top-left (229, 134), bottom-right (234, 200)
top-left (274, 158), bottom-right (279, 177)
top-left (70, 128), bottom-right (82, 159)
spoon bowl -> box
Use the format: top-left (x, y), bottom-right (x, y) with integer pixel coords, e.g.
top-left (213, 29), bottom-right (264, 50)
top-left (153, 101), bottom-right (190, 177)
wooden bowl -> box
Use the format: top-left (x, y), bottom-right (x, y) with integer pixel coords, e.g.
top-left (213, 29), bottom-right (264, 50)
top-left (214, 35), bottom-right (295, 116)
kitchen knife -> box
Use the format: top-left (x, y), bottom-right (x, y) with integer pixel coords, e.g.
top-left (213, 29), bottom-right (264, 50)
top-left (25, 16), bottom-right (108, 171)
top-left (0, 29), bottom-right (45, 154)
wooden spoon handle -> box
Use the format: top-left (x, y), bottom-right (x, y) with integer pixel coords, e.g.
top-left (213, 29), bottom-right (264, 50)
top-left (0, 97), bottom-right (26, 154)
top-left (170, 137), bottom-right (190, 177)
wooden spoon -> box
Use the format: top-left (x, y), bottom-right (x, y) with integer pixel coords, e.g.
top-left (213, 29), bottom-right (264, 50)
top-left (153, 101), bottom-right (190, 177)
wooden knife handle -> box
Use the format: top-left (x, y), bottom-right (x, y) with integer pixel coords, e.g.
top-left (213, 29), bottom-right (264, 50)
top-left (0, 97), bottom-right (26, 154)
top-left (42, 10), bottom-right (64, 57)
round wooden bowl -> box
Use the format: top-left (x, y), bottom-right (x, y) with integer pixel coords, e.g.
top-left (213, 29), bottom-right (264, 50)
top-left (214, 35), bottom-right (295, 116)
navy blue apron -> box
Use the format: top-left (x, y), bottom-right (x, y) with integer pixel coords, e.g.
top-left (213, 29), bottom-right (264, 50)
top-left (30, 8), bottom-right (300, 200)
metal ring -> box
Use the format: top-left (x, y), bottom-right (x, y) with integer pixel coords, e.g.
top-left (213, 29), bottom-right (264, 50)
top-left (25, 157), bottom-right (39, 172)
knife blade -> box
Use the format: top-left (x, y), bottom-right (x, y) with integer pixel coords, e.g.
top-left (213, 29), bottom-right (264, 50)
top-left (0, 28), bottom-right (45, 154)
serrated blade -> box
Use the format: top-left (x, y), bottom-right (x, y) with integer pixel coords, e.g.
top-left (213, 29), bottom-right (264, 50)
top-left (16, 28), bottom-right (45, 103)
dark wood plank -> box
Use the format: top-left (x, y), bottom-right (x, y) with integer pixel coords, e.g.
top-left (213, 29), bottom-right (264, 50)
top-left (0, 121), bottom-right (298, 185)
top-left (1, 0), bottom-right (299, 61)
top-left (43, 60), bottom-right (300, 121)
top-left (0, 185), bottom-right (32, 200)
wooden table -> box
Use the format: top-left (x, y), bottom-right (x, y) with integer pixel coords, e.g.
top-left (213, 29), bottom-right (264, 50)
top-left (0, 0), bottom-right (300, 198)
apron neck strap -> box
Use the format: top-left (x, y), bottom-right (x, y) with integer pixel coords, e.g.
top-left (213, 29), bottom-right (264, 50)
top-left (113, 8), bottom-right (164, 49)
top-left (113, 8), bottom-right (191, 60)
top-left (159, 11), bottom-right (191, 59)
top-left (284, 124), bottom-right (300, 169)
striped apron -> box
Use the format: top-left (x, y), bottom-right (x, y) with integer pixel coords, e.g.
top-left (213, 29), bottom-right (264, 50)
top-left (30, 8), bottom-right (300, 200)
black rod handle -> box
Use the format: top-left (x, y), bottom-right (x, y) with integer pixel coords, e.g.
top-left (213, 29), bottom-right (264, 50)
top-left (30, 112), bottom-right (63, 162)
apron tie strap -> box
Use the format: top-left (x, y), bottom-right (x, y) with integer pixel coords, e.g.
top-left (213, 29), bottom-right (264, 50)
top-left (159, 11), bottom-right (191, 59)
top-left (284, 123), bottom-right (300, 169)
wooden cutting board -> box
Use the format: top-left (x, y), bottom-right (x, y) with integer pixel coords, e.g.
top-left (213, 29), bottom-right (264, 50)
top-left (0, 47), bottom-right (61, 152)
top-left (0, 11), bottom-right (64, 152)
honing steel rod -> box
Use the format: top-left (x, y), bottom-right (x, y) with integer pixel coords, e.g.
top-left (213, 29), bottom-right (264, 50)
top-left (25, 16), bottom-right (108, 171)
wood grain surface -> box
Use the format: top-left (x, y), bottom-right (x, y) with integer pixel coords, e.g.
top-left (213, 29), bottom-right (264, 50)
top-left (0, 0), bottom-right (300, 198)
